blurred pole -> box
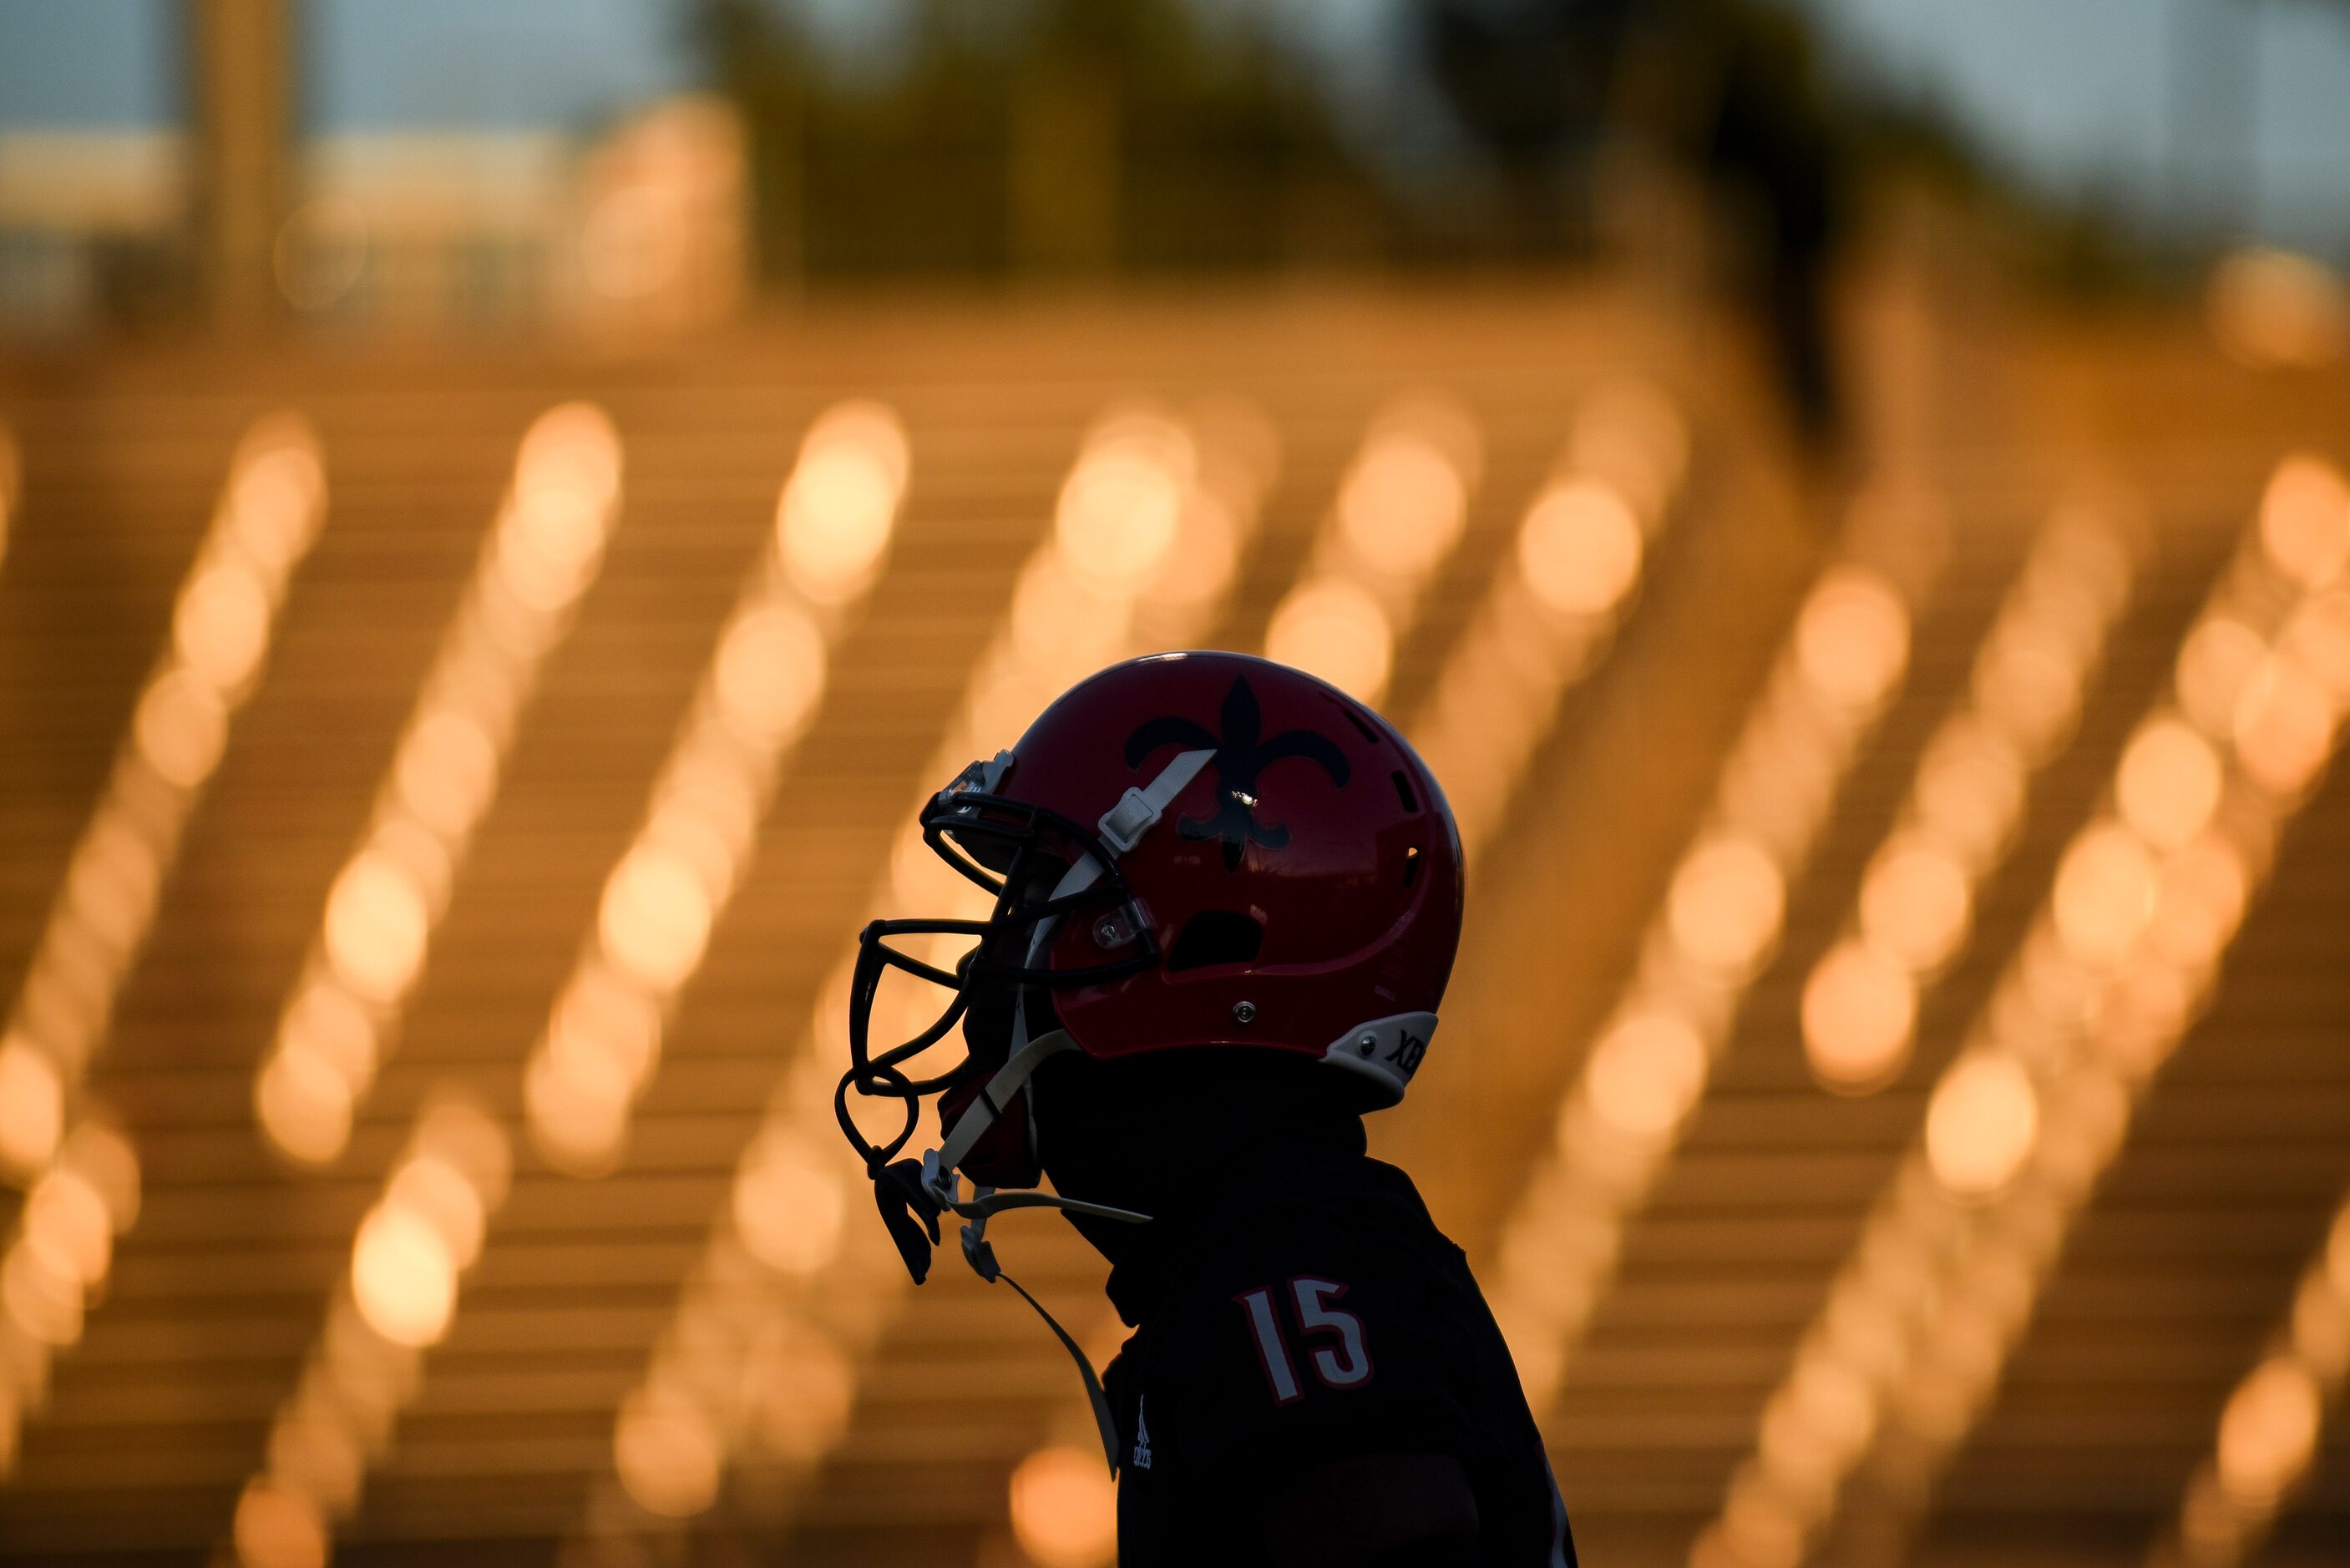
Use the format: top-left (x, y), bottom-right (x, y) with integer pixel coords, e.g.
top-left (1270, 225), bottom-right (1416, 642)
top-left (766, 82), bottom-right (804, 299)
top-left (1010, 61), bottom-right (1118, 276)
top-left (2169, 0), bottom-right (2260, 241)
top-left (191, 0), bottom-right (295, 330)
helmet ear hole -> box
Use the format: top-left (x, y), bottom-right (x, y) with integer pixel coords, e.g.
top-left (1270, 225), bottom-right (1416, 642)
top-left (1165, 910), bottom-right (1264, 973)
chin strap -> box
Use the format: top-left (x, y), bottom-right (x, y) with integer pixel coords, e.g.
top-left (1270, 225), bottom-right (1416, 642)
top-left (923, 1151), bottom-right (1134, 1470)
top-left (933, 1027), bottom-right (1080, 1175)
top-left (869, 746), bottom-right (1215, 1469)
top-left (883, 1027), bottom-right (1147, 1471)
top-left (869, 1138), bottom-right (1142, 1470)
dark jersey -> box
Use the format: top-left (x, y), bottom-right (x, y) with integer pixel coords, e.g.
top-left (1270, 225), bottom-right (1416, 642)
top-left (1100, 1150), bottom-right (1575, 1565)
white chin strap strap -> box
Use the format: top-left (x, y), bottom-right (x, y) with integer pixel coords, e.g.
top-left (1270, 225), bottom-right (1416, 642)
top-left (916, 745), bottom-right (1215, 1469)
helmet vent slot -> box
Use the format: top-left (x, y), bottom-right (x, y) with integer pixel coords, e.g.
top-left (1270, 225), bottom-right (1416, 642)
top-left (1403, 843), bottom-right (1423, 888)
top-left (1390, 770), bottom-right (1419, 814)
top-left (1166, 910), bottom-right (1264, 972)
top-left (1341, 706), bottom-right (1382, 745)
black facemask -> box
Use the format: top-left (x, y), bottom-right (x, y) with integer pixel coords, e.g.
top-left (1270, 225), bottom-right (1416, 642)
top-left (834, 771), bottom-right (1154, 1181)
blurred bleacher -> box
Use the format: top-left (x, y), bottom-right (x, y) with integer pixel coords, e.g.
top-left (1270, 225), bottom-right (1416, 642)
top-left (0, 272), bottom-right (2347, 1568)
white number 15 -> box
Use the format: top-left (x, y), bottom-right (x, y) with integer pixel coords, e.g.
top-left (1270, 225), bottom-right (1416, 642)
top-left (1235, 1277), bottom-right (1374, 1404)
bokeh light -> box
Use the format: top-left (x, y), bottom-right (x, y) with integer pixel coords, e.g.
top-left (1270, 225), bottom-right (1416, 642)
top-left (258, 403), bottom-right (620, 1164)
top-left (393, 710), bottom-right (501, 840)
top-left (712, 603), bottom-right (827, 744)
top-left (747, 1319), bottom-right (856, 1463)
top-left (173, 561), bottom-right (273, 692)
top-left (0, 1039), bottom-right (64, 1175)
top-left (1667, 834), bottom-right (1786, 982)
top-left (2232, 654), bottom-right (2337, 797)
top-left (385, 1156), bottom-right (488, 1268)
top-left (1973, 619), bottom-right (2084, 761)
top-left (1490, 495), bottom-right (1936, 1422)
top-left (255, 1048), bottom-right (356, 1168)
top-left (2145, 834), bottom-right (2251, 975)
top-left (235, 1479), bottom-right (329, 1568)
top-left (1518, 478), bottom-right (1644, 618)
top-left (2165, 1181), bottom-right (2350, 1566)
top-left (1913, 719), bottom-right (2028, 873)
top-left (132, 667), bottom-right (230, 790)
top-left (2117, 717), bottom-right (2226, 851)
top-left (1803, 939), bottom-right (1918, 1091)
top-left (1925, 1054), bottom-right (2039, 1197)
top-left (2176, 615), bottom-right (2267, 739)
top-left (524, 399), bottom-right (905, 1176)
top-left (599, 846), bottom-right (717, 991)
top-left (232, 1102), bottom-right (510, 1561)
top-left (1858, 837), bottom-right (1973, 974)
top-left (2051, 823), bottom-right (2158, 966)
top-left (1263, 576), bottom-right (1393, 702)
top-left (2216, 1358), bottom-right (2322, 1507)
top-left (613, 1393), bottom-right (723, 1518)
top-left (1568, 381), bottom-right (1688, 525)
top-left (1702, 453), bottom-right (2347, 1568)
top-left (1338, 429), bottom-right (1468, 583)
top-left (58, 1119), bottom-right (139, 1232)
top-left (0, 415), bottom-right (324, 1457)
top-left (23, 1166), bottom-right (113, 1287)
top-left (1585, 1011), bottom-right (1709, 1138)
top-left (1055, 417), bottom-right (1191, 586)
top-left (1794, 566), bottom-right (1910, 714)
top-left (2283, 589), bottom-right (2350, 706)
top-left (1009, 1445), bottom-right (1119, 1568)
top-left (779, 402), bottom-right (911, 604)
top-left (1260, 398), bottom-right (1482, 706)
top-left (2256, 453), bottom-right (2350, 592)
top-left (1411, 393), bottom-right (1685, 860)
top-left (732, 1134), bottom-right (848, 1278)
top-left (265, 1402), bottom-right (365, 1519)
top-left (3, 1231), bottom-right (84, 1345)
top-left (322, 852), bottom-right (432, 1005)
top-left (351, 1206), bottom-right (458, 1348)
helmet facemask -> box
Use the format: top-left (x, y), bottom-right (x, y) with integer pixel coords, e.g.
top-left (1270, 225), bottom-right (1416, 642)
top-left (833, 755), bottom-right (1164, 1185)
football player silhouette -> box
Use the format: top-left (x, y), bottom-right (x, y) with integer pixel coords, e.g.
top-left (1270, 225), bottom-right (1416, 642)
top-left (838, 651), bottom-right (1574, 1565)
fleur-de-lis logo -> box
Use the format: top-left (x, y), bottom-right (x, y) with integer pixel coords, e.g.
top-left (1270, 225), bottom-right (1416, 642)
top-left (1124, 675), bottom-right (1350, 869)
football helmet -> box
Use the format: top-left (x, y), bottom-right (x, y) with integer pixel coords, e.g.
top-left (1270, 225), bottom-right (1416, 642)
top-left (836, 649), bottom-right (1461, 1243)
top-left (833, 650), bottom-right (1462, 1464)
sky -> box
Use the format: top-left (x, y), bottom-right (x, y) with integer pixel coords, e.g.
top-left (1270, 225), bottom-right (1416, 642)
top-left (1784, 0), bottom-right (2350, 252)
top-left (1, 0), bottom-right (2345, 254)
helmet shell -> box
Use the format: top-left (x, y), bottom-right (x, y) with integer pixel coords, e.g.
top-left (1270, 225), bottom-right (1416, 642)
top-left (1000, 651), bottom-right (1462, 1103)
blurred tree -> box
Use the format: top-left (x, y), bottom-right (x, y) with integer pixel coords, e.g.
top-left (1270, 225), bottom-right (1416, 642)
top-left (692, 0), bottom-right (2157, 468)
top-left (690, 0), bottom-right (1370, 280)
top-left (1423, 0), bottom-right (1847, 450)
top-left (1424, 0), bottom-right (1635, 256)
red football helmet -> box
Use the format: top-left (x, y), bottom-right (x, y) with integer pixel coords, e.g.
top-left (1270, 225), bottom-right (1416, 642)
top-left (835, 651), bottom-right (1464, 1224)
